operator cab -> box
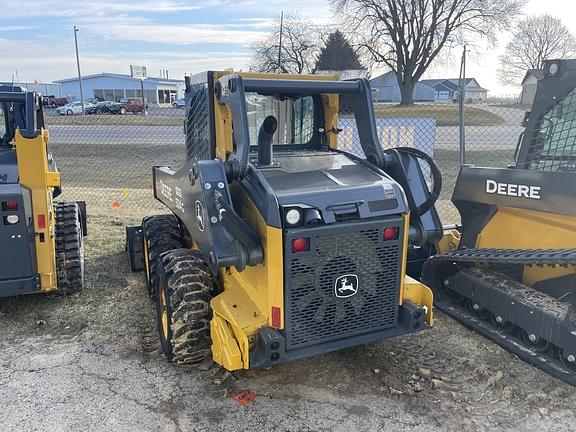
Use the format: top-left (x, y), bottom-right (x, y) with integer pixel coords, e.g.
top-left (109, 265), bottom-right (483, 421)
top-left (0, 85), bottom-right (25, 147)
top-left (514, 60), bottom-right (576, 173)
top-left (238, 89), bottom-right (408, 228)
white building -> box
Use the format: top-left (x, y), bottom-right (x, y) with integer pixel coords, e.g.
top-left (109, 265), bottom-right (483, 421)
top-left (420, 78), bottom-right (488, 102)
top-left (55, 73), bottom-right (185, 105)
top-left (520, 69), bottom-right (544, 105)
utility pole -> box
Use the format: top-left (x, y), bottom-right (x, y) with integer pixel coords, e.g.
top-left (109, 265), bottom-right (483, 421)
top-left (277, 11), bottom-right (284, 73)
top-left (74, 26), bottom-right (85, 115)
top-left (458, 45), bottom-right (467, 165)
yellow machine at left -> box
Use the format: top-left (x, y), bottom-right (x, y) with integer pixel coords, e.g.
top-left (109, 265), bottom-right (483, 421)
top-left (0, 86), bottom-right (87, 297)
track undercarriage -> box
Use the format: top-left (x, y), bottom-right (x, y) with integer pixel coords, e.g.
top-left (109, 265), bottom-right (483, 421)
top-left (423, 248), bottom-right (576, 385)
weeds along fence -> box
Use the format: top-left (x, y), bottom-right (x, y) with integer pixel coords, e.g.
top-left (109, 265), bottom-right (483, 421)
top-left (45, 102), bottom-right (526, 225)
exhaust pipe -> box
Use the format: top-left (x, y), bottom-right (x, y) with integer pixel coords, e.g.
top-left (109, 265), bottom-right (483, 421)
top-left (257, 115), bottom-right (277, 166)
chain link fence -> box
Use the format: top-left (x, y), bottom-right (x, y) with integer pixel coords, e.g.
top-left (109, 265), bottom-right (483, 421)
top-left (45, 100), bottom-right (526, 225)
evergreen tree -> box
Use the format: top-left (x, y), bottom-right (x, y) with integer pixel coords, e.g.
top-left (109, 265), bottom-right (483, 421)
top-left (314, 31), bottom-right (363, 71)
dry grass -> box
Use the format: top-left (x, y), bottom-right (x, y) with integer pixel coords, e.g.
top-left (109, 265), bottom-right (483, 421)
top-left (46, 114), bottom-right (184, 126)
top-left (373, 104), bottom-right (505, 127)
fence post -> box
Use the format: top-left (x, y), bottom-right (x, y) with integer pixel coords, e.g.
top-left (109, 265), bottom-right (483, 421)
top-left (458, 46), bottom-right (466, 165)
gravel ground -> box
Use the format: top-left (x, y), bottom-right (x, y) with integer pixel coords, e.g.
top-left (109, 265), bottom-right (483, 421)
top-left (1, 213), bottom-right (575, 432)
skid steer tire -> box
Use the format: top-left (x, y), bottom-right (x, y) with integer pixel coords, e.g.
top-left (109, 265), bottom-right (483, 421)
top-left (142, 215), bottom-right (186, 298)
top-left (155, 249), bottom-right (214, 365)
top-left (55, 202), bottom-right (85, 295)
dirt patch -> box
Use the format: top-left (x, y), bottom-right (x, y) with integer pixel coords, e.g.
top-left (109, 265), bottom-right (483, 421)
top-left (0, 214), bottom-right (574, 431)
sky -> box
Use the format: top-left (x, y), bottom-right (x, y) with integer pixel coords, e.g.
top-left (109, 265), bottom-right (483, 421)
top-left (0, 0), bottom-right (573, 96)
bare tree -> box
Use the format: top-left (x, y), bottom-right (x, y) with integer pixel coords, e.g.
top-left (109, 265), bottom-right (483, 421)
top-left (332, 0), bottom-right (527, 105)
top-left (498, 15), bottom-right (576, 85)
top-left (250, 14), bottom-right (320, 74)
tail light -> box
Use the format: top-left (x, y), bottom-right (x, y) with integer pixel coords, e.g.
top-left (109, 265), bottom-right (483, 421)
top-left (383, 227), bottom-right (399, 241)
top-left (2, 201), bottom-right (18, 211)
top-left (271, 307), bottom-right (281, 328)
top-left (37, 214), bottom-right (46, 229)
top-left (291, 238), bottom-right (309, 252)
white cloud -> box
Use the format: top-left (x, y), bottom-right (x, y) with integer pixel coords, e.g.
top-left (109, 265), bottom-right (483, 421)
top-left (0, 25), bottom-right (35, 31)
top-left (0, 37), bottom-right (251, 82)
top-left (80, 22), bottom-right (265, 45)
top-left (0, 0), bottom-right (208, 18)
top-left (1, 0), bottom-right (333, 19)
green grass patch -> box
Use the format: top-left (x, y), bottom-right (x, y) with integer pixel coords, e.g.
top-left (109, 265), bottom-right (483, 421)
top-left (373, 104), bottom-right (505, 127)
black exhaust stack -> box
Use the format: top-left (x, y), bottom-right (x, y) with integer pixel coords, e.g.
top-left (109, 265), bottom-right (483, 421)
top-left (257, 115), bottom-right (277, 166)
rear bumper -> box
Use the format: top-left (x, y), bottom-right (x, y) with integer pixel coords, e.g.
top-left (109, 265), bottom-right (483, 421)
top-left (249, 301), bottom-right (429, 368)
top-left (0, 275), bottom-right (41, 297)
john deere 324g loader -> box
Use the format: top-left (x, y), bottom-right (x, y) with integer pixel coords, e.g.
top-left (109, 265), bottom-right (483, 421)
top-left (127, 72), bottom-right (443, 370)
top-left (0, 87), bottom-right (86, 297)
top-left (424, 59), bottom-right (576, 385)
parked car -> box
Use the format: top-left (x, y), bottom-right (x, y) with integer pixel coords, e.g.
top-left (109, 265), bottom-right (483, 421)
top-left (56, 101), bottom-right (94, 115)
top-left (172, 98), bottom-right (186, 108)
top-left (85, 101), bottom-right (124, 115)
top-left (43, 95), bottom-right (68, 107)
top-left (109, 103), bottom-right (127, 115)
top-left (123, 100), bottom-right (148, 114)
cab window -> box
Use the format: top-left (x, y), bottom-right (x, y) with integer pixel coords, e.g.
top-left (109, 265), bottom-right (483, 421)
top-left (526, 89), bottom-right (576, 172)
top-left (0, 104), bottom-right (7, 144)
top-left (245, 93), bottom-right (316, 147)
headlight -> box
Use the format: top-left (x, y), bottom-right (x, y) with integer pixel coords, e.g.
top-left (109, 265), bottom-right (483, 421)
top-left (5, 215), bottom-right (19, 224)
top-left (285, 208), bottom-right (302, 226)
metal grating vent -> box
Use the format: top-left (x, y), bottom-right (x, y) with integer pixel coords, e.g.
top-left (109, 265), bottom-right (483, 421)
top-left (185, 84), bottom-right (211, 162)
top-left (285, 226), bottom-right (402, 350)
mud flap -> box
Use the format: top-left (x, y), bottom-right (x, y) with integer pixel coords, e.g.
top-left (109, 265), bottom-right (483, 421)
top-left (125, 225), bottom-right (144, 272)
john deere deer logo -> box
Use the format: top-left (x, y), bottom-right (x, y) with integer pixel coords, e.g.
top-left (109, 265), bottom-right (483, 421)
top-left (334, 274), bottom-right (359, 298)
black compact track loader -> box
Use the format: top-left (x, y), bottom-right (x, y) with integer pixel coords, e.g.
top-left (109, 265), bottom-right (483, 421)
top-left (0, 87), bottom-right (86, 297)
top-left (423, 59), bottom-right (576, 385)
top-left (127, 71), bottom-right (444, 371)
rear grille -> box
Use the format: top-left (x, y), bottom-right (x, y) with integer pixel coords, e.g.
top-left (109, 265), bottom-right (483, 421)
top-left (285, 222), bottom-right (402, 350)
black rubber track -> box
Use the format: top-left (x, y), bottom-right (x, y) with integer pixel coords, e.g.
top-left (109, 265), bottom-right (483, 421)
top-left (55, 202), bottom-right (85, 295)
top-left (155, 249), bottom-right (215, 365)
top-left (435, 298), bottom-right (576, 386)
top-left (142, 214), bottom-right (186, 298)
top-left (424, 248), bottom-right (576, 386)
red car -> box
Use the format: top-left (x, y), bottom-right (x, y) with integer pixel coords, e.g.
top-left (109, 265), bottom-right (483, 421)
top-left (43, 95), bottom-right (68, 107)
top-left (119, 98), bottom-right (148, 114)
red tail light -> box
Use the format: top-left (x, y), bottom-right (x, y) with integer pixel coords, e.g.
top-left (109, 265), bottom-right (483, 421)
top-left (291, 238), bottom-right (309, 252)
top-left (271, 306), bottom-right (281, 328)
top-left (383, 227), bottom-right (399, 241)
top-left (2, 201), bottom-right (18, 211)
top-left (37, 214), bottom-right (46, 229)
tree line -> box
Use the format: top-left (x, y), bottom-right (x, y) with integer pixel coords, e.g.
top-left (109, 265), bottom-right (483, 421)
top-left (250, 1), bottom-right (576, 105)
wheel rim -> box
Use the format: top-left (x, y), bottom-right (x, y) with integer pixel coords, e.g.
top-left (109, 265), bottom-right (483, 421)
top-left (78, 221), bottom-right (85, 289)
top-left (160, 285), bottom-right (169, 339)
